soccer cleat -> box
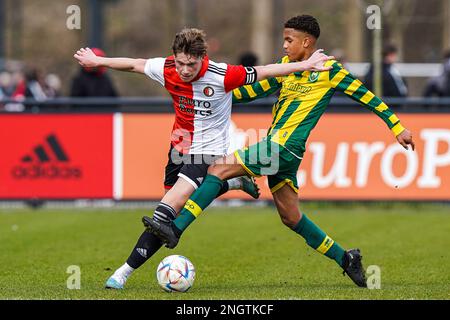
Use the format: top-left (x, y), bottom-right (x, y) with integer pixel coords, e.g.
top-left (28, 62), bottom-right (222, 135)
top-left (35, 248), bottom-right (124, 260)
top-left (142, 216), bottom-right (180, 249)
top-left (240, 176), bottom-right (260, 199)
top-left (342, 248), bottom-right (367, 288)
top-left (105, 276), bottom-right (125, 290)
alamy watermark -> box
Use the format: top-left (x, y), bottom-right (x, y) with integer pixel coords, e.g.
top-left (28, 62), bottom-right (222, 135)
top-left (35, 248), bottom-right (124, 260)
top-left (66, 5), bottom-right (81, 30)
top-left (366, 265), bottom-right (381, 289)
top-left (66, 265), bottom-right (81, 289)
top-left (366, 5), bottom-right (381, 30)
top-left (169, 127), bottom-right (281, 176)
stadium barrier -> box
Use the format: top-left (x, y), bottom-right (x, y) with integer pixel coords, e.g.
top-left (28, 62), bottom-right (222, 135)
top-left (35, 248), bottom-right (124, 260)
top-left (0, 97), bottom-right (449, 201)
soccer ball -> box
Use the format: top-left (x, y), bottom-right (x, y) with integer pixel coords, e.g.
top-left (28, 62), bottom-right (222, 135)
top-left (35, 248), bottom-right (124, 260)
top-left (156, 255), bottom-right (196, 293)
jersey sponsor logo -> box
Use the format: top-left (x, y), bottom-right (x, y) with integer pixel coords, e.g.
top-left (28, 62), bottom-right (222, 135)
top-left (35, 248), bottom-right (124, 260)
top-left (11, 134), bottom-right (82, 180)
top-left (178, 104), bottom-right (213, 116)
top-left (203, 86), bottom-right (215, 97)
top-left (179, 96), bottom-right (211, 108)
top-left (178, 96), bottom-right (213, 116)
top-left (308, 71), bottom-right (320, 83)
top-left (284, 82), bottom-right (312, 95)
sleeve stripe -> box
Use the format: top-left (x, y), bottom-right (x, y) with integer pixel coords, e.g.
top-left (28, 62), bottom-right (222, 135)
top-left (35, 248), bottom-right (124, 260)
top-left (388, 114), bottom-right (400, 124)
top-left (391, 122), bottom-right (405, 136)
top-left (375, 102), bottom-right (389, 112)
top-left (260, 79), bottom-right (271, 92)
top-left (349, 85), bottom-right (369, 100)
top-left (233, 88), bottom-right (243, 100)
top-left (344, 79), bottom-right (363, 96)
top-left (244, 85), bottom-right (257, 98)
top-left (208, 65), bottom-right (226, 75)
top-left (360, 91), bottom-right (376, 105)
top-left (335, 75), bottom-right (354, 92)
top-left (328, 61), bottom-right (341, 79)
top-left (330, 69), bottom-right (349, 87)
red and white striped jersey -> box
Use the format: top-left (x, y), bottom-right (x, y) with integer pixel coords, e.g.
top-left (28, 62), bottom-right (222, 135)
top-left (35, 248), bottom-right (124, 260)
top-left (144, 55), bottom-right (257, 155)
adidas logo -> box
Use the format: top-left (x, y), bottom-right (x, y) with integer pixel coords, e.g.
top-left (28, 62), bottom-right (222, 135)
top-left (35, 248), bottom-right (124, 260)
top-left (21, 134), bottom-right (69, 163)
top-left (136, 248), bottom-right (147, 258)
top-left (11, 134), bottom-right (82, 180)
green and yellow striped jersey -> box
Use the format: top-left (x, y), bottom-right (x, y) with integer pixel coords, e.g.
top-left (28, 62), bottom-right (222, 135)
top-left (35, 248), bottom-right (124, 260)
top-left (233, 56), bottom-right (405, 157)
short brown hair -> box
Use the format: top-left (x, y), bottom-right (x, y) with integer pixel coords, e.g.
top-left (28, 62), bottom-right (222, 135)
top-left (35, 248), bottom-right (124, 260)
top-left (172, 28), bottom-right (208, 58)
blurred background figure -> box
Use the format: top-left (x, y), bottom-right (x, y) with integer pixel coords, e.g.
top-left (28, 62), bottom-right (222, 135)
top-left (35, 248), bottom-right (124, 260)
top-left (0, 71), bottom-right (14, 97)
top-left (238, 51), bottom-right (259, 66)
top-left (70, 47), bottom-right (119, 110)
top-left (8, 67), bottom-right (47, 112)
top-left (44, 73), bottom-right (62, 98)
top-left (423, 49), bottom-right (450, 97)
top-left (364, 43), bottom-right (408, 98)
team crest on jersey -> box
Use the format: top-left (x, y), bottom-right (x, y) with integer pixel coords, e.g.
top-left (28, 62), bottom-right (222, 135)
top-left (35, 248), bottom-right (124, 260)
top-left (203, 86), bottom-right (215, 97)
top-left (308, 71), bottom-right (320, 83)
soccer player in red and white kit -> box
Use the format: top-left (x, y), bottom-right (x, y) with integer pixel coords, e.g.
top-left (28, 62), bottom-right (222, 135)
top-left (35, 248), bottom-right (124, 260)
top-left (74, 28), bottom-right (334, 289)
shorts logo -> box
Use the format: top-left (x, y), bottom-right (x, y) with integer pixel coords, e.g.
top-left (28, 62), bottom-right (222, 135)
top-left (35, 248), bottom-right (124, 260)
top-left (203, 86), bottom-right (215, 97)
top-left (308, 71), bottom-right (320, 83)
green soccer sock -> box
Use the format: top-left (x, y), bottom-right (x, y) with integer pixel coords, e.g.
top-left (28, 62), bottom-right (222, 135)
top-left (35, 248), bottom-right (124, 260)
top-left (292, 213), bottom-right (346, 268)
top-left (173, 174), bottom-right (223, 234)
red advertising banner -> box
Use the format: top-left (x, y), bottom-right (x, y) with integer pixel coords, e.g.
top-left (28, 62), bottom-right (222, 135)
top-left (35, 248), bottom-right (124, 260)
top-left (0, 114), bottom-right (113, 199)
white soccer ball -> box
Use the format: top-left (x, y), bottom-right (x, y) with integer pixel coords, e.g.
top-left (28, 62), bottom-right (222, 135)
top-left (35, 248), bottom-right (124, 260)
top-left (156, 255), bottom-right (196, 293)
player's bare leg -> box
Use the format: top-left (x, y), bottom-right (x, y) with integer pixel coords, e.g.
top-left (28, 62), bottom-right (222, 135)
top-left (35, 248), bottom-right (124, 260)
top-left (145, 154), bottom-right (248, 248)
top-left (106, 178), bottom-right (196, 289)
top-left (272, 184), bottom-right (367, 287)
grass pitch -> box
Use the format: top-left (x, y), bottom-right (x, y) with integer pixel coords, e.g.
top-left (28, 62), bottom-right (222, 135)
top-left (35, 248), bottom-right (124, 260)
top-left (0, 203), bottom-right (449, 300)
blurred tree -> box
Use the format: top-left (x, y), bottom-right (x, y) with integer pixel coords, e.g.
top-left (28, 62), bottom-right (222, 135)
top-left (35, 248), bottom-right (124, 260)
top-left (164, 0), bottom-right (181, 47)
top-left (251, 0), bottom-right (273, 64)
top-left (444, 0), bottom-right (450, 50)
top-left (272, 0), bottom-right (285, 59)
top-left (0, 0), bottom-right (4, 60)
top-left (345, 0), bottom-right (364, 62)
top-left (10, 0), bottom-right (23, 59)
top-left (181, 0), bottom-right (198, 27)
top-left (88, 0), bottom-right (104, 48)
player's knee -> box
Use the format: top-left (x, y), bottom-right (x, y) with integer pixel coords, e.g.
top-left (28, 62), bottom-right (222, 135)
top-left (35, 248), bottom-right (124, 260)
top-left (207, 163), bottom-right (227, 179)
top-left (280, 215), bottom-right (298, 228)
top-left (278, 207), bottom-right (302, 228)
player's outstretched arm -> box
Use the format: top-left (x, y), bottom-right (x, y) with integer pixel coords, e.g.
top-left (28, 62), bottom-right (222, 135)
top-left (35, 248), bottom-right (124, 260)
top-left (329, 61), bottom-right (415, 151)
top-left (233, 77), bottom-right (282, 104)
top-left (254, 49), bottom-right (333, 81)
top-left (73, 47), bottom-right (147, 73)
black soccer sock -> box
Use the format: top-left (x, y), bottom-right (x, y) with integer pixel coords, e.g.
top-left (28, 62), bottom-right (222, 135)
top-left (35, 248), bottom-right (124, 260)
top-left (216, 181), bottom-right (229, 197)
top-left (126, 231), bottom-right (162, 269)
top-left (126, 202), bottom-right (176, 269)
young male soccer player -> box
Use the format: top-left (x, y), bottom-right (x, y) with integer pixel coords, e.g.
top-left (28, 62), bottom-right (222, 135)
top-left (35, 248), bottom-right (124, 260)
top-left (74, 28), bottom-right (334, 289)
top-left (145, 16), bottom-right (416, 288)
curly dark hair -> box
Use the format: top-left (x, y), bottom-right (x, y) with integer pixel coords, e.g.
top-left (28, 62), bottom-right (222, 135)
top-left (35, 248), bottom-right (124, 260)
top-left (284, 15), bottom-right (320, 39)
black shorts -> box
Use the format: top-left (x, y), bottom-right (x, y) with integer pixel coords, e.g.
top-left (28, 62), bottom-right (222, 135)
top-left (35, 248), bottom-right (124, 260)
top-left (164, 145), bottom-right (222, 190)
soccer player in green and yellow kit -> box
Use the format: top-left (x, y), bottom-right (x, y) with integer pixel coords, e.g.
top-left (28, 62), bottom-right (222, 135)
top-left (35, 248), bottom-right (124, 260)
top-left (145, 15), bottom-right (415, 287)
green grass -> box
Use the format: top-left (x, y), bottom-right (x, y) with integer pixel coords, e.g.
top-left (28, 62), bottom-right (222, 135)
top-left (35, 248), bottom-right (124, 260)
top-left (0, 203), bottom-right (449, 300)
